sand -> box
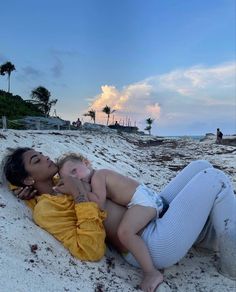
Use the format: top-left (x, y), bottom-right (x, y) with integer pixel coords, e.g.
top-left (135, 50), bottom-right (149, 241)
top-left (0, 129), bottom-right (235, 292)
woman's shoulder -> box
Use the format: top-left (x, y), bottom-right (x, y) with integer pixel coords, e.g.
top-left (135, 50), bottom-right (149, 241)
top-left (33, 194), bottom-right (75, 219)
top-left (33, 193), bottom-right (73, 211)
top-left (36, 193), bottom-right (74, 205)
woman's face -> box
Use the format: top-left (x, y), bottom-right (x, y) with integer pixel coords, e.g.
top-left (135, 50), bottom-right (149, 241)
top-left (23, 150), bottom-right (58, 182)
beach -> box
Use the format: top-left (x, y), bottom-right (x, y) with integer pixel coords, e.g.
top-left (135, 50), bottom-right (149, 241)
top-left (0, 129), bottom-right (235, 292)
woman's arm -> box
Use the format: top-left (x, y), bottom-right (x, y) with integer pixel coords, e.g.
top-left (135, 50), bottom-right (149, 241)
top-left (33, 195), bottom-right (107, 261)
top-left (35, 177), bottom-right (106, 261)
top-left (10, 178), bottom-right (107, 261)
top-left (53, 176), bottom-right (90, 203)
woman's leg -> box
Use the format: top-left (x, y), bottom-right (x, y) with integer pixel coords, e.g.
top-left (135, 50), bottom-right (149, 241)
top-left (195, 168), bottom-right (236, 250)
top-left (209, 169), bottom-right (235, 235)
top-left (146, 168), bottom-right (235, 279)
top-left (159, 160), bottom-right (213, 203)
top-left (205, 170), bottom-right (236, 279)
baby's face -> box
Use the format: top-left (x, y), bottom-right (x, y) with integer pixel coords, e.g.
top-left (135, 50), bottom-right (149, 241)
top-left (60, 160), bottom-right (91, 180)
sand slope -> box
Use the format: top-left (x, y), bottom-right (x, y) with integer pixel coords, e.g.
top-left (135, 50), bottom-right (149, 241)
top-left (0, 129), bottom-right (235, 292)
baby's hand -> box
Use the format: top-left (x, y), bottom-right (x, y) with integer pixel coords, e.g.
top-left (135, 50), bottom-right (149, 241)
top-left (54, 177), bottom-right (89, 203)
top-left (13, 186), bottom-right (38, 200)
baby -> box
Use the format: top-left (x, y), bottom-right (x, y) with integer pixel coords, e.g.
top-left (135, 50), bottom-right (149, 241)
top-left (57, 153), bottom-right (169, 291)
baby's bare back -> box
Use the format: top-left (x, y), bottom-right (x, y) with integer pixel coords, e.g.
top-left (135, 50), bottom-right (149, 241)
top-left (94, 169), bottom-right (139, 206)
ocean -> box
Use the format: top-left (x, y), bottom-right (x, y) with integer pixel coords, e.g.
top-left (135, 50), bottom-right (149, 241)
top-left (164, 135), bottom-right (204, 141)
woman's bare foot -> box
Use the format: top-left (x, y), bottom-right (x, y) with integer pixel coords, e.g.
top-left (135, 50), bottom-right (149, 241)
top-left (141, 269), bottom-right (163, 292)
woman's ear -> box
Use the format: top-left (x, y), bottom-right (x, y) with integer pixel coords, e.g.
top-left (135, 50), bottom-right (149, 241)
top-left (23, 176), bottom-right (35, 186)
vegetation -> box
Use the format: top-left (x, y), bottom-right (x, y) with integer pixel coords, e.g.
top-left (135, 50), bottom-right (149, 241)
top-left (0, 61), bottom-right (16, 93)
top-left (30, 86), bottom-right (58, 117)
top-left (84, 109), bottom-right (96, 123)
top-left (0, 90), bottom-right (44, 120)
top-left (0, 61), bottom-right (57, 121)
top-left (102, 105), bottom-right (115, 125)
top-left (144, 117), bottom-right (154, 135)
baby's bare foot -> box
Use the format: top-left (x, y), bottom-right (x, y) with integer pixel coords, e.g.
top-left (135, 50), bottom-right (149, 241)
top-left (141, 269), bottom-right (163, 292)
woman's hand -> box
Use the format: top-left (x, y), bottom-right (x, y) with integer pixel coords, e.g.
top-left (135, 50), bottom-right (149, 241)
top-left (54, 177), bottom-right (89, 203)
top-left (13, 186), bottom-right (38, 200)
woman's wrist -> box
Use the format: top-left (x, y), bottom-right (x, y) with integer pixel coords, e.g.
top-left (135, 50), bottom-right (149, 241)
top-left (74, 193), bottom-right (88, 203)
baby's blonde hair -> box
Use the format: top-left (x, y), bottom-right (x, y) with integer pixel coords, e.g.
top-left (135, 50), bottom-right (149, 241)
top-left (57, 153), bottom-right (89, 170)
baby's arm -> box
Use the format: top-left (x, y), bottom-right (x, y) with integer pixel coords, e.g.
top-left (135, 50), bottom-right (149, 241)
top-left (88, 170), bottom-right (107, 210)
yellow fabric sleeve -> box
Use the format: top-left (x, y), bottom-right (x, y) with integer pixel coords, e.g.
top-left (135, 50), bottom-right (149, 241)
top-left (8, 181), bottom-right (106, 261)
top-left (33, 194), bottom-right (107, 261)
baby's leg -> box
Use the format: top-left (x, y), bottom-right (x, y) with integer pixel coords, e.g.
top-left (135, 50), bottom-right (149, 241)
top-left (159, 160), bottom-right (213, 203)
top-left (87, 192), bottom-right (100, 205)
top-left (117, 206), bottom-right (163, 291)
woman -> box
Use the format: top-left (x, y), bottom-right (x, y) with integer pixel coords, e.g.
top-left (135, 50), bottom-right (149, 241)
top-left (3, 147), bottom-right (107, 261)
top-left (3, 148), bottom-right (236, 290)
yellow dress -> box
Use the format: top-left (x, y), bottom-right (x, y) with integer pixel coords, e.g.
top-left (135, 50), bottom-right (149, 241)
top-left (10, 184), bottom-right (107, 261)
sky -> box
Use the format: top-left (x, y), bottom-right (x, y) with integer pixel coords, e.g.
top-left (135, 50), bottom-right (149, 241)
top-left (0, 0), bottom-right (235, 136)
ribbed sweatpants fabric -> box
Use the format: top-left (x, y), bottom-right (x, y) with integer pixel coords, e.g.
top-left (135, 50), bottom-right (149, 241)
top-left (124, 160), bottom-right (236, 269)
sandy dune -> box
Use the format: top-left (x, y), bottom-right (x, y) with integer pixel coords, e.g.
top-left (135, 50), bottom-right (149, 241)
top-left (0, 129), bottom-right (235, 292)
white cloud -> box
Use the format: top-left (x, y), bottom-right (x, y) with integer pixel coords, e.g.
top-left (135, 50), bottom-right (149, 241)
top-left (83, 61), bottom-right (236, 135)
top-left (145, 103), bottom-right (161, 118)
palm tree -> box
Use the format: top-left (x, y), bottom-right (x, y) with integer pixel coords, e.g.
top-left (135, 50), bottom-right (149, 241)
top-left (102, 105), bottom-right (116, 125)
top-left (0, 61), bottom-right (16, 93)
top-left (144, 117), bottom-right (154, 135)
top-left (84, 109), bottom-right (96, 123)
top-left (30, 86), bottom-right (57, 117)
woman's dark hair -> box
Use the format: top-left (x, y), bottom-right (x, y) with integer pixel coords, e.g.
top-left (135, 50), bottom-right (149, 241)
top-left (3, 147), bottom-right (32, 187)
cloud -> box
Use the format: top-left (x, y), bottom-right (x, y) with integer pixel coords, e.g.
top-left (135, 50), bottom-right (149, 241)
top-left (22, 66), bottom-right (43, 78)
top-left (50, 48), bottom-right (79, 78)
top-left (86, 83), bottom-right (159, 125)
top-left (15, 66), bottom-right (44, 84)
top-left (145, 103), bottom-right (161, 118)
top-left (50, 48), bottom-right (79, 58)
top-left (51, 57), bottom-right (64, 78)
top-left (84, 61), bottom-right (236, 135)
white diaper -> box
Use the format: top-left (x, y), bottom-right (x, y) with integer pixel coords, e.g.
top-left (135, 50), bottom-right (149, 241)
top-left (127, 184), bottom-right (163, 214)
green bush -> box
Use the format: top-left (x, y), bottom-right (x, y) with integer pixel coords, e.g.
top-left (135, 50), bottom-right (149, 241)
top-left (0, 90), bottom-right (44, 119)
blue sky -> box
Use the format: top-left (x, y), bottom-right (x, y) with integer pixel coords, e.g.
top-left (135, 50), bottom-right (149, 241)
top-left (0, 0), bottom-right (235, 135)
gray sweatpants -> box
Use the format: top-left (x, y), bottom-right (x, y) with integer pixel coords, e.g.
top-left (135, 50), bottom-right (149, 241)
top-left (124, 160), bottom-right (236, 270)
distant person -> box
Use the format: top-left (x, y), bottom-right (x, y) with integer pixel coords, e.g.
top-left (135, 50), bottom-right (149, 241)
top-left (114, 121), bottom-right (120, 128)
top-left (75, 118), bottom-right (82, 128)
top-left (216, 128), bottom-right (223, 143)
